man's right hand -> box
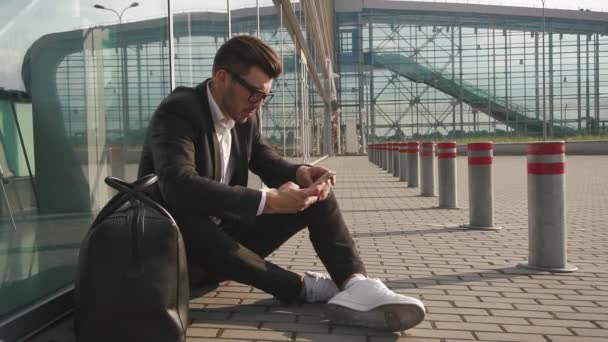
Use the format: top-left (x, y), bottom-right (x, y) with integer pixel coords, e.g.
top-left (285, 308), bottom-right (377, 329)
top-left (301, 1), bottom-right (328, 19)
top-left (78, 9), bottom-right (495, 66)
top-left (263, 181), bottom-right (323, 214)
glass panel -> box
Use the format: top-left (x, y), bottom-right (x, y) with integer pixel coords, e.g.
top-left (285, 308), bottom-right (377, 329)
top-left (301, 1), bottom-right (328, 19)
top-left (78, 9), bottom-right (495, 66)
top-left (0, 0), bottom-right (169, 326)
top-left (174, 0), bottom-right (228, 87)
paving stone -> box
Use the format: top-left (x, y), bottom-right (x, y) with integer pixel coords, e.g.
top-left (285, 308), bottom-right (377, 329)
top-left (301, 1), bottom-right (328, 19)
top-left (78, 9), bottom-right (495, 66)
top-left (406, 328), bottom-right (475, 339)
top-left (475, 332), bottom-right (548, 341)
top-left (371, 338), bottom-right (441, 342)
top-left (260, 322), bottom-right (329, 333)
top-left (555, 312), bottom-right (608, 321)
top-left (294, 332), bottom-right (366, 342)
top-left (231, 313), bottom-right (297, 323)
top-left (190, 321), bottom-right (259, 330)
top-left (547, 337), bottom-right (608, 342)
top-left (463, 315), bottom-right (528, 325)
top-left (529, 318), bottom-right (596, 328)
top-left (187, 327), bottom-right (220, 338)
top-left (502, 324), bottom-right (572, 335)
top-left (434, 322), bottom-right (502, 332)
top-left (570, 327), bottom-right (608, 337)
top-left (220, 329), bottom-right (292, 340)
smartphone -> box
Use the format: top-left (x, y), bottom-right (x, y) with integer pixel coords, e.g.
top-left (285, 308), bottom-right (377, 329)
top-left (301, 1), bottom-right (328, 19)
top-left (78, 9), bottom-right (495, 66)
top-left (310, 171), bottom-right (336, 187)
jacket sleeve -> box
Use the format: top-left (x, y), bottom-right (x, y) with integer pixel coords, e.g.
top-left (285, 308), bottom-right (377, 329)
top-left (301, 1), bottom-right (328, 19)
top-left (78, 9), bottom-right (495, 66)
top-left (149, 103), bottom-right (262, 224)
top-left (248, 112), bottom-right (302, 189)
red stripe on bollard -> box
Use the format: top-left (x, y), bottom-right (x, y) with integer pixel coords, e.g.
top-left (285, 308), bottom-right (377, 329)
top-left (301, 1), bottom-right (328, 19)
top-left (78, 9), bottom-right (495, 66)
top-left (468, 143), bottom-right (493, 151)
top-left (527, 162), bottom-right (565, 175)
top-left (437, 142), bottom-right (457, 148)
top-left (407, 149), bottom-right (419, 153)
top-left (468, 156), bottom-right (493, 165)
top-left (527, 143), bottom-right (565, 155)
top-left (421, 152), bottom-right (434, 156)
top-left (438, 152), bottom-right (457, 159)
top-left (421, 142), bottom-right (434, 147)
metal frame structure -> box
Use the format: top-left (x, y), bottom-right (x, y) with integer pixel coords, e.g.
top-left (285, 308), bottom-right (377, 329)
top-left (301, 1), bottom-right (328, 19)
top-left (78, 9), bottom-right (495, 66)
top-left (336, 1), bottom-right (608, 144)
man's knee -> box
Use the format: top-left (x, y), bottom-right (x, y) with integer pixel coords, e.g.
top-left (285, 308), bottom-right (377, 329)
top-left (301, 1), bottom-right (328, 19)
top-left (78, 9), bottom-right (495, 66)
top-left (305, 190), bottom-right (340, 218)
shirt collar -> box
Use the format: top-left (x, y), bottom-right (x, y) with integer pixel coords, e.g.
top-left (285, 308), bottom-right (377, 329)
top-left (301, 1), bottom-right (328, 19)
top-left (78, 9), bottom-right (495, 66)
top-left (207, 82), bottom-right (235, 130)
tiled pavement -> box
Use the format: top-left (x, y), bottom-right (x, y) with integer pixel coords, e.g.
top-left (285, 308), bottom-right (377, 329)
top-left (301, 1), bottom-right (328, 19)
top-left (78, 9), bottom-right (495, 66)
top-left (31, 155), bottom-right (608, 341)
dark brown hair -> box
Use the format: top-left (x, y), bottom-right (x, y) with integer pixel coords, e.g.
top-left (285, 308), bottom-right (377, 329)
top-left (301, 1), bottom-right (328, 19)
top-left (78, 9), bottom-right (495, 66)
top-left (212, 35), bottom-right (282, 78)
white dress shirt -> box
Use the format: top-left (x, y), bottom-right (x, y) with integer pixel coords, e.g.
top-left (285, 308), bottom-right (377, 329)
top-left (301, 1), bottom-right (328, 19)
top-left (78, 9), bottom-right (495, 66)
top-left (207, 84), bottom-right (267, 216)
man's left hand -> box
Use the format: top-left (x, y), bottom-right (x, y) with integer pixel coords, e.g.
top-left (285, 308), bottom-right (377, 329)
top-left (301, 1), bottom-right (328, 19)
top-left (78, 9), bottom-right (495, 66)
top-left (296, 165), bottom-right (336, 201)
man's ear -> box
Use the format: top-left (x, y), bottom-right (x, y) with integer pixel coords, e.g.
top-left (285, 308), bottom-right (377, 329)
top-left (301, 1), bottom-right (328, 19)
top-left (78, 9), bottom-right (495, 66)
top-left (216, 69), bottom-right (226, 80)
top-left (213, 69), bottom-right (228, 87)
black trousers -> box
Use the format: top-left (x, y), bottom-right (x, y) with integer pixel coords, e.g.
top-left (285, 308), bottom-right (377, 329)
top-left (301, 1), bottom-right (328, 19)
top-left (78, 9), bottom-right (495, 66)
top-left (176, 191), bottom-right (366, 302)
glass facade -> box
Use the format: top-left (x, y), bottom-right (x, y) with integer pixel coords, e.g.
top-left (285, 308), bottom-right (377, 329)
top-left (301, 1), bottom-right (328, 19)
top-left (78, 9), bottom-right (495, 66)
top-left (336, 5), bottom-right (608, 142)
top-left (0, 1), bottom-right (324, 339)
top-left (0, 2), bottom-right (170, 338)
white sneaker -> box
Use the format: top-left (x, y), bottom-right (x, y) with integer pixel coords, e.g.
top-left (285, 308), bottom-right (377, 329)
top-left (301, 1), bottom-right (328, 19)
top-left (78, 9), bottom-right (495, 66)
top-left (300, 271), bottom-right (339, 303)
top-left (326, 278), bottom-right (426, 331)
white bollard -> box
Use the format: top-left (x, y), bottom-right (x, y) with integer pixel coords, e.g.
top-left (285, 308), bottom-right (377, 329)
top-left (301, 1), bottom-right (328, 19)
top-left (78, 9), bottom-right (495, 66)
top-left (407, 141), bottom-right (419, 188)
top-left (392, 143), bottom-right (400, 178)
top-left (462, 142), bottom-right (501, 230)
top-left (437, 142), bottom-right (458, 208)
top-left (420, 142), bottom-right (436, 197)
top-left (382, 143), bottom-right (389, 170)
top-left (387, 143), bottom-right (394, 172)
top-left (399, 142), bottom-right (408, 182)
top-left (518, 141), bottom-right (577, 272)
top-left (371, 144), bottom-right (378, 166)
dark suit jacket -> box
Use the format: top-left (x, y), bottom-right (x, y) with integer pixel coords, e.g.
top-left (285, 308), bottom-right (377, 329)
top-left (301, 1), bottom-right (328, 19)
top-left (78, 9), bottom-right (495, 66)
top-left (138, 79), bottom-right (301, 224)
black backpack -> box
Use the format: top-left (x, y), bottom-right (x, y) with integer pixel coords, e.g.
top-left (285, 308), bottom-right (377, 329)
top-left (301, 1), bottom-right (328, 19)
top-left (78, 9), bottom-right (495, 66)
top-left (74, 175), bottom-right (189, 342)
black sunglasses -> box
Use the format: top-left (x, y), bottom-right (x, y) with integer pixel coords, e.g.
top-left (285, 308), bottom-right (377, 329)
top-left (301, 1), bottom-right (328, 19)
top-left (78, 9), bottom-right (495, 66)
top-left (224, 69), bottom-right (274, 105)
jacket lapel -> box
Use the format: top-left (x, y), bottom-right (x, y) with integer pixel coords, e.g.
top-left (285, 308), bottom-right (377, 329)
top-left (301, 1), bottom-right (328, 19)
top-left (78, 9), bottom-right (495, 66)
top-left (229, 127), bottom-right (248, 185)
top-left (196, 80), bottom-right (222, 182)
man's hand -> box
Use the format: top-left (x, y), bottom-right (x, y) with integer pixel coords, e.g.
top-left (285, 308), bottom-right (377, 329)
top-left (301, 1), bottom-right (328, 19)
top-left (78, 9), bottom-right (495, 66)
top-left (263, 181), bottom-right (324, 214)
top-left (296, 165), bottom-right (336, 201)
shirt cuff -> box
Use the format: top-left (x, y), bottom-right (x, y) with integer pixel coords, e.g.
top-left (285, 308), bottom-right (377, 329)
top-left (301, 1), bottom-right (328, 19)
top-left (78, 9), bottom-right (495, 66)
top-left (256, 188), bottom-right (270, 216)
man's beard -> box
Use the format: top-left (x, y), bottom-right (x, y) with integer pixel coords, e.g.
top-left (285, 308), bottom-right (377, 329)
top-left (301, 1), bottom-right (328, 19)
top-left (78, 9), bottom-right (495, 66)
top-left (221, 90), bottom-right (255, 124)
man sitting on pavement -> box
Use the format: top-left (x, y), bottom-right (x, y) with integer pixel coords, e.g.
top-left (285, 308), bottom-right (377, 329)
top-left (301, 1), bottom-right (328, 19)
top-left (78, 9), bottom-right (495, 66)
top-left (138, 35), bottom-right (426, 331)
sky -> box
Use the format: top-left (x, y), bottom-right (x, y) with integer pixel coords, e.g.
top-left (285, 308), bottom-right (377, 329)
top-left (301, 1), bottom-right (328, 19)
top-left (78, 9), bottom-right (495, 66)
top-left (1, 0), bottom-right (607, 91)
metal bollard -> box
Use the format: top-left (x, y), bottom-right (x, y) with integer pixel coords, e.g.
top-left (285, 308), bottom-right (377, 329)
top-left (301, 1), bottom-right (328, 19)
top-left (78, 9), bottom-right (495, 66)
top-left (462, 142), bottom-right (501, 230)
top-left (518, 141), bottom-right (577, 272)
top-left (386, 143), bottom-right (393, 171)
top-left (399, 142), bottom-right (409, 182)
top-left (392, 143), bottom-right (401, 177)
top-left (388, 143), bottom-right (394, 174)
top-left (420, 142), bottom-right (436, 196)
top-left (407, 141), bottom-right (419, 188)
top-left (370, 144), bottom-right (377, 165)
top-left (374, 144), bottom-right (380, 166)
top-left (382, 143), bottom-right (388, 170)
top-left (437, 142), bottom-right (458, 208)
top-left (389, 142), bottom-right (397, 175)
